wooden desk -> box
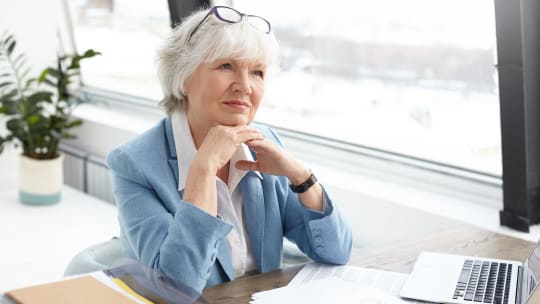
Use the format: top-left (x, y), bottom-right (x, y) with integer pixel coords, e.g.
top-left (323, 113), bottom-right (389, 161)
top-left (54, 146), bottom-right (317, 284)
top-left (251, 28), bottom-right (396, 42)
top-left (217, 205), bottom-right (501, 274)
top-left (203, 224), bottom-right (535, 304)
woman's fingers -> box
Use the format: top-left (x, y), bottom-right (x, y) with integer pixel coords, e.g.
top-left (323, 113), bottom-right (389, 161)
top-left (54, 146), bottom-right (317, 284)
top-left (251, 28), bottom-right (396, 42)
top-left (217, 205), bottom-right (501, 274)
top-left (235, 160), bottom-right (259, 171)
top-left (195, 125), bottom-right (265, 173)
top-left (214, 125), bottom-right (263, 144)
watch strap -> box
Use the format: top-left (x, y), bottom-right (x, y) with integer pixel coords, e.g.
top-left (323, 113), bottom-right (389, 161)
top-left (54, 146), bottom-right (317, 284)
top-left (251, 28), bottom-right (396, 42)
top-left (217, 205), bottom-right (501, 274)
top-left (289, 173), bottom-right (318, 193)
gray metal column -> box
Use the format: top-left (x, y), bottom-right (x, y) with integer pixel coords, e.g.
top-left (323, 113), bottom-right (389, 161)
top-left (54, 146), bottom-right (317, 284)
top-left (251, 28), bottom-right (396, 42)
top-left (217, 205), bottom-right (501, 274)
top-left (496, 0), bottom-right (540, 232)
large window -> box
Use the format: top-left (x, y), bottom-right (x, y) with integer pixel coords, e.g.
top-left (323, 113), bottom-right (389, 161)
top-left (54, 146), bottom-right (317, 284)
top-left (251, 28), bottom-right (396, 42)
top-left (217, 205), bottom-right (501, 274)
top-left (67, 0), bottom-right (170, 100)
top-left (235, 0), bottom-right (500, 175)
top-left (67, 0), bottom-right (501, 176)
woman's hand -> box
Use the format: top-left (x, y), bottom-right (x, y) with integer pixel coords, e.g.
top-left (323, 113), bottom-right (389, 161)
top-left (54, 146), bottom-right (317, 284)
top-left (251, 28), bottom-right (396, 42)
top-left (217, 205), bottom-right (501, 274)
top-left (235, 138), bottom-right (324, 211)
top-left (193, 125), bottom-right (263, 174)
top-left (235, 138), bottom-right (307, 180)
top-left (183, 125), bottom-right (263, 216)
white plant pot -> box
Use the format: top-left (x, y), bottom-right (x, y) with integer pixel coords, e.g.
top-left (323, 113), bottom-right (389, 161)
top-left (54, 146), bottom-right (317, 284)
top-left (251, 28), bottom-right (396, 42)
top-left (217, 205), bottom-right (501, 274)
top-left (19, 154), bottom-right (64, 205)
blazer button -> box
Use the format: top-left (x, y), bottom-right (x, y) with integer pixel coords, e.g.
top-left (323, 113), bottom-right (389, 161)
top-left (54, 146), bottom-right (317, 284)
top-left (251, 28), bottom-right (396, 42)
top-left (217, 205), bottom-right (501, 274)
top-left (315, 236), bottom-right (322, 243)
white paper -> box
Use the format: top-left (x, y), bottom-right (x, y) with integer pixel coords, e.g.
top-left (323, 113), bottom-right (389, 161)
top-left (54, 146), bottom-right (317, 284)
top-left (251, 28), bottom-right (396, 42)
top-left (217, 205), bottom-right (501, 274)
top-left (250, 263), bottom-right (426, 304)
top-left (252, 277), bottom-right (410, 304)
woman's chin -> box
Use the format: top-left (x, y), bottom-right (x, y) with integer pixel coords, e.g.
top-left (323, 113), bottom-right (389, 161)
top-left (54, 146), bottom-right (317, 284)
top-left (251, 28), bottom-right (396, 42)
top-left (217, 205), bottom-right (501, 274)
top-left (220, 115), bottom-right (252, 126)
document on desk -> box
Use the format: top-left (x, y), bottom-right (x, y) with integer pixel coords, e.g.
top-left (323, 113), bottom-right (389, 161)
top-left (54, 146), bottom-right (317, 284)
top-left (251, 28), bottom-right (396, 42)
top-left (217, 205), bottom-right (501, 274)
top-left (251, 263), bottom-right (426, 304)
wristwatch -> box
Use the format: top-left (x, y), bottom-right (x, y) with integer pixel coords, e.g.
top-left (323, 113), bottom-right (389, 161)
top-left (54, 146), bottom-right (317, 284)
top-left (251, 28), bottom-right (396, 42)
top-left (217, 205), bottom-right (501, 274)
top-left (289, 172), bottom-right (318, 193)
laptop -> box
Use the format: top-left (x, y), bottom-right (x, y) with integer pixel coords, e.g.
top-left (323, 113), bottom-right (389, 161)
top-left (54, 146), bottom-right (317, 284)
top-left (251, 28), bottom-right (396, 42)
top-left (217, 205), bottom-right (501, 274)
top-left (400, 240), bottom-right (540, 304)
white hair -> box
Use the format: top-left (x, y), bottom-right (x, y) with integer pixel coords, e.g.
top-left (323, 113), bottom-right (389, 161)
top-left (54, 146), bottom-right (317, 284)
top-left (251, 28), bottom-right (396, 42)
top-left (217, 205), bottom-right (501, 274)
top-left (156, 7), bottom-right (280, 114)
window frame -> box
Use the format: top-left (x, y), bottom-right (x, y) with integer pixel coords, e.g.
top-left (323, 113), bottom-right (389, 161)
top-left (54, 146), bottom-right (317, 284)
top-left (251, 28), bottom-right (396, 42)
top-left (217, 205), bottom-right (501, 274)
top-left (68, 0), bottom-right (540, 232)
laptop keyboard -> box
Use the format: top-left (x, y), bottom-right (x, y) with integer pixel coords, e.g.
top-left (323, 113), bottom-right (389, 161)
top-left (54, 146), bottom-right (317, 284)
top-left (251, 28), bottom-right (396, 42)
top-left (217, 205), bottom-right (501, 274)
top-left (453, 259), bottom-right (513, 303)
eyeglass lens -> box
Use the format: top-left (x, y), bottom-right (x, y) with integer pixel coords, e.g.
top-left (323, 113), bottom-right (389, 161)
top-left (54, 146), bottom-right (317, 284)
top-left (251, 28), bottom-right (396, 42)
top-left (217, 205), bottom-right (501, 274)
top-left (215, 6), bottom-right (242, 23)
top-left (245, 16), bottom-right (271, 34)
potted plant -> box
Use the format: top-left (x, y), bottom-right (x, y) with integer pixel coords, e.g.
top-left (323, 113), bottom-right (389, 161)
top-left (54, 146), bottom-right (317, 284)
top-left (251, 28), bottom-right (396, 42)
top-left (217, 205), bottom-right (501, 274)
top-left (0, 32), bottom-right (99, 205)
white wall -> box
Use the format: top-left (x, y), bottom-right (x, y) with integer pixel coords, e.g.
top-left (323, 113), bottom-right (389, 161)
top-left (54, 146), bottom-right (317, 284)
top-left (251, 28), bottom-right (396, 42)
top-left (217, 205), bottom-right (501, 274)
top-left (0, 0), bottom-right (64, 188)
top-left (0, 0), bottom-right (62, 75)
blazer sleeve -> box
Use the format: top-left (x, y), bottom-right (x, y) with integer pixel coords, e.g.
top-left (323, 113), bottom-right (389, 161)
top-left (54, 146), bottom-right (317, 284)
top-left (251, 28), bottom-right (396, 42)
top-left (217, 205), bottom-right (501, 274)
top-left (107, 147), bottom-right (233, 293)
top-left (282, 186), bottom-right (352, 265)
top-left (265, 127), bottom-right (353, 265)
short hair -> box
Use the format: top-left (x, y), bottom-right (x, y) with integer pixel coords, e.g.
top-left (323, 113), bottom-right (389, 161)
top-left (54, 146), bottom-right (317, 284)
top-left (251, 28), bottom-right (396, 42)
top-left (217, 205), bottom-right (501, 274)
top-left (156, 7), bottom-right (280, 115)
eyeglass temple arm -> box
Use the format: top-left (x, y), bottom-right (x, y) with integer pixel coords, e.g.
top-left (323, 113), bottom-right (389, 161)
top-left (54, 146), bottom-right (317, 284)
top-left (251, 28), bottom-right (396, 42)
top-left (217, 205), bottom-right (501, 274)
top-left (187, 10), bottom-right (213, 42)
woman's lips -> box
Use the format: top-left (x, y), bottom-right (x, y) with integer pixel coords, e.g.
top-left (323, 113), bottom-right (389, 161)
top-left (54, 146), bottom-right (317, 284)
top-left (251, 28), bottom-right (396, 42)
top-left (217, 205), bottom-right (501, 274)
top-left (223, 100), bottom-right (249, 109)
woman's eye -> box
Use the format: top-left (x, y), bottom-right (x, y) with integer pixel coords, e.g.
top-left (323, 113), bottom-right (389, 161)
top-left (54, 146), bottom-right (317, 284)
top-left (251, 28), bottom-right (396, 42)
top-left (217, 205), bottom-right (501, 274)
top-left (253, 70), bottom-right (264, 78)
top-left (219, 63), bottom-right (232, 69)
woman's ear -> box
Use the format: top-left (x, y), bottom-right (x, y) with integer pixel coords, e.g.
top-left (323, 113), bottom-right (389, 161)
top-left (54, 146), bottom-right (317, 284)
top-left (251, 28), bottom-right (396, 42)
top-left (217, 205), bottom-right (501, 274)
top-left (182, 75), bottom-right (193, 97)
top-left (181, 81), bottom-right (188, 96)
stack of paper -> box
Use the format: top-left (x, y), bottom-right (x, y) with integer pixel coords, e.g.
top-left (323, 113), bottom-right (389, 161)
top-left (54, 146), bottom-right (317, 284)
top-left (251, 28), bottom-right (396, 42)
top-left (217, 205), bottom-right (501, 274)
top-left (251, 277), bottom-right (410, 304)
top-left (251, 263), bottom-right (425, 304)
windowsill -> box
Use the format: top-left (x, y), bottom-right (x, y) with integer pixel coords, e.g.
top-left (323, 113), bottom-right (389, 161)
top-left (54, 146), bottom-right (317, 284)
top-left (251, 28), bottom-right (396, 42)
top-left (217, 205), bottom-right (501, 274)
top-left (312, 162), bottom-right (540, 243)
top-left (72, 102), bottom-right (164, 135)
top-left (71, 101), bottom-right (540, 243)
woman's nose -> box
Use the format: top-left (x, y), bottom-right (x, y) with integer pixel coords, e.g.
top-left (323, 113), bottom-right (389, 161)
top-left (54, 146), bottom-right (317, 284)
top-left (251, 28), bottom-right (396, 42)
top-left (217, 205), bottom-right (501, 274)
top-left (232, 71), bottom-right (252, 95)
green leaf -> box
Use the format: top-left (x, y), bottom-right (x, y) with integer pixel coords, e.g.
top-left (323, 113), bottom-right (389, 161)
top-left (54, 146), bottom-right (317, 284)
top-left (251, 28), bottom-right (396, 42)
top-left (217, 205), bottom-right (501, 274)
top-left (37, 69), bottom-right (48, 83)
top-left (27, 91), bottom-right (53, 104)
top-left (0, 88), bottom-right (17, 100)
top-left (66, 119), bottom-right (83, 128)
top-left (68, 49), bottom-right (101, 70)
top-left (30, 115), bottom-right (48, 129)
top-left (46, 67), bottom-right (62, 79)
top-left (6, 118), bottom-right (25, 135)
top-left (81, 49), bottom-right (101, 58)
top-left (27, 115), bottom-right (39, 125)
top-left (25, 78), bottom-right (36, 88)
top-left (0, 100), bottom-right (19, 115)
top-left (62, 132), bottom-right (76, 139)
top-left (0, 81), bottom-right (12, 88)
top-left (4, 34), bottom-right (14, 45)
top-left (68, 58), bottom-right (80, 70)
top-left (42, 78), bottom-right (55, 87)
top-left (7, 40), bottom-right (16, 56)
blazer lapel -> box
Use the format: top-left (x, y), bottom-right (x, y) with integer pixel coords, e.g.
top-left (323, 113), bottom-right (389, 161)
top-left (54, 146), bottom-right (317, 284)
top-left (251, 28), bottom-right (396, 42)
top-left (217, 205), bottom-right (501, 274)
top-left (241, 172), bottom-right (265, 271)
top-left (164, 117), bottom-right (180, 186)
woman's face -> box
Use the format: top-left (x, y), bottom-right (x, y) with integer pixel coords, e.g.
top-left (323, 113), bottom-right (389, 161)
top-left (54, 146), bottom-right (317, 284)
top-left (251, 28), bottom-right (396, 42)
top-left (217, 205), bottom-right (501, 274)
top-left (184, 58), bottom-right (266, 131)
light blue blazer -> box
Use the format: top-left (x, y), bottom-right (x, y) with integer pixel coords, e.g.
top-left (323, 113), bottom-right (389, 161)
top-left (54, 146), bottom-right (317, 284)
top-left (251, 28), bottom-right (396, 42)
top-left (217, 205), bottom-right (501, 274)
top-left (106, 117), bottom-right (352, 293)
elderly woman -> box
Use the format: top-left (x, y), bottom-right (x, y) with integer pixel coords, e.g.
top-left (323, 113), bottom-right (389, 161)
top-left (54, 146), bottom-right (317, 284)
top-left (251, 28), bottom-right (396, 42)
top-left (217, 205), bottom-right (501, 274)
top-left (106, 5), bottom-right (352, 293)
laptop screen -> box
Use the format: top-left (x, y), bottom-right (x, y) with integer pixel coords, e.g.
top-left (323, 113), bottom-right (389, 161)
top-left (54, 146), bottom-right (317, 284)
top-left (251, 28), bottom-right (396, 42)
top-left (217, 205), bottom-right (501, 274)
top-left (523, 241), bottom-right (540, 301)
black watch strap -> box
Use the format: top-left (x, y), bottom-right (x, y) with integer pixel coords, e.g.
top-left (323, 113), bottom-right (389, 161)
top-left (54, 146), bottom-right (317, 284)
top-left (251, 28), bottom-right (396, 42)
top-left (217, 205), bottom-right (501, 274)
top-left (289, 173), bottom-right (318, 193)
